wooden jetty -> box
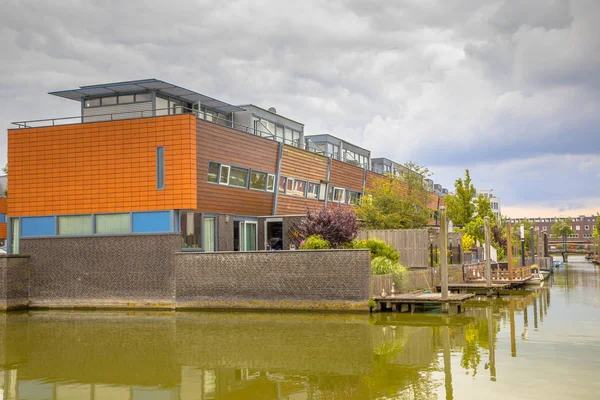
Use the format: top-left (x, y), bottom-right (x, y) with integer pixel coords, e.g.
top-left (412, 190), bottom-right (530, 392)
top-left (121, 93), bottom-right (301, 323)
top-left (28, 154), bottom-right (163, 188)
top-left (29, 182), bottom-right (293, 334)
top-left (435, 282), bottom-right (510, 296)
top-left (373, 293), bottom-right (474, 315)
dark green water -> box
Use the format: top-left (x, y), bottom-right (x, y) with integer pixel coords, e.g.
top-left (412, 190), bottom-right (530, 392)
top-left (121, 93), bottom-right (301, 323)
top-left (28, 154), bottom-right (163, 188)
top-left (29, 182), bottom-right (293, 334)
top-left (1, 258), bottom-right (599, 399)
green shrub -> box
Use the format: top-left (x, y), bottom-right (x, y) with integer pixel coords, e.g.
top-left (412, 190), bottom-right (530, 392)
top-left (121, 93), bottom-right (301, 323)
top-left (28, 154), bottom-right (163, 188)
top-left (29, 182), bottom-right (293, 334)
top-left (299, 234), bottom-right (331, 250)
top-left (371, 256), bottom-right (407, 275)
top-left (353, 239), bottom-right (400, 262)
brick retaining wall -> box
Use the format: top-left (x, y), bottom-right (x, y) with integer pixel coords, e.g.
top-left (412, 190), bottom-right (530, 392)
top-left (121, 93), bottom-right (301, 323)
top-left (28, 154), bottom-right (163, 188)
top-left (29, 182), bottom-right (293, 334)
top-left (20, 234), bottom-right (181, 309)
top-left (176, 249), bottom-right (371, 310)
top-left (0, 255), bottom-right (30, 311)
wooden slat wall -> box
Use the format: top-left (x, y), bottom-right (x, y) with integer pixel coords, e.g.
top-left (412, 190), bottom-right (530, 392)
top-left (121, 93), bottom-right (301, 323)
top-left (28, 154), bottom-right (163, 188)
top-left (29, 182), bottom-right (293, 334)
top-left (276, 195), bottom-right (323, 215)
top-left (280, 146), bottom-right (328, 181)
top-left (358, 229), bottom-right (430, 268)
top-left (329, 160), bottom-right (364, 192)
top-left (196, 120), bottom-right (277, 215)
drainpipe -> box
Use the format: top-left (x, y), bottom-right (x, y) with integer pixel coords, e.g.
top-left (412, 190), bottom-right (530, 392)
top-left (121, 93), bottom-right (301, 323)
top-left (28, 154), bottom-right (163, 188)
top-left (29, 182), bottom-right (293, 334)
top-left (324, 156), bottom-right (332, 209)
top-left (272, 142), bottom-right (284, 215)
top-left (361, 166), bottom-right (367, 196)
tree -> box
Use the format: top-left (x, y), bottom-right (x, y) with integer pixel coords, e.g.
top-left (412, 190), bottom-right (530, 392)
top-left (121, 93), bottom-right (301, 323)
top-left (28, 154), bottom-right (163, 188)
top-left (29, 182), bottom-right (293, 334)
top-left (445, 169), bottom-right (476, 226)
top-left (299, 205), bottom-right (359, 248)
top-left (356, 162), bottom-right (431, 229)
top-left (474, 195), bottom-right (495, 221)
top-left (551, 218), bottom-right (575, 247)
top-left (593, 213), bottom-right (600, 238)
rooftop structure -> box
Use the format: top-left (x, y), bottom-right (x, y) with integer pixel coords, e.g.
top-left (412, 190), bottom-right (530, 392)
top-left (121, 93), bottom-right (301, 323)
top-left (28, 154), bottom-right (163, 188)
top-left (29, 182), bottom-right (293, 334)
top-left (305, 134), bottom-right (370, 169)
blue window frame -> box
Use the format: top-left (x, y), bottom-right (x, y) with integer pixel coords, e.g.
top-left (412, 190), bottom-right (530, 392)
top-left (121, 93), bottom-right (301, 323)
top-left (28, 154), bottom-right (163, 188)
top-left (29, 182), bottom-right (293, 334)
top-left (21, 216), bottom-right (56, 237)
top-left (156, 146), bottom-right (165, 190)
top-left (0, 213), bottom-right (6, 223)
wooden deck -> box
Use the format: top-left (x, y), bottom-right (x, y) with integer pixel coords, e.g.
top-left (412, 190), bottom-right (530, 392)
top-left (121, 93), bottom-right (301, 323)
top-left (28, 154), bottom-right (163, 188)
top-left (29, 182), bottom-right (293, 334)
top-left (435, 282), bottom-right (510, 295)
top-left (373, 293), bottom-right (474, 314)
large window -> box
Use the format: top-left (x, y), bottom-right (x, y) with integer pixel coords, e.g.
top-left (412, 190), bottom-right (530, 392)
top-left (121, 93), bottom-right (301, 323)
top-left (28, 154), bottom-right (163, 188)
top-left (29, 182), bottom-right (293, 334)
top-left (229, 167), bottom-right (249, 188)
top-left (181, 212), bottom-right (201, 248)
top-left (96, 213), bottom-right (129, 234)
top-left (286, 178), bottom-right (294, 194)
top-left (333, 188), bottom-right (345, 203)
top-left (58, 215), bottom-right (93, 235)
top-left (250, 171), bottom-right (267, 190)
top-left (347, 191), bottom-right (360, 205)
top-left (219, 165), bottom-right (230, 185)
top-left (279, 176), bottom-right (287, 193)
top-left (84, 93), bottom-right (153, 108)
top-left (203, 217), bottom-right (216, 251)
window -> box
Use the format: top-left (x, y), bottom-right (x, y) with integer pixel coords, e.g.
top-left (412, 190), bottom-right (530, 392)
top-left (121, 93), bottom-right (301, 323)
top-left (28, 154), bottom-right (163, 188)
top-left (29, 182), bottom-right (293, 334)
top-left (136, 93), bottom-right (152, 102)
top-left (293, 180), bottom-right (306, 197)
top-left (279, 176), bottom-right (287, 193)
top-left (333, 188), bottom-right (345, 203)
top-left (286, 178), bottom-right (294, 194)
top-left (542, 226), bottom-right (547, 231)
top-left (156, 147), bottom-right (165, 190)
top-left (207, 162), bottom-right (219, 183)
top-left (0, 213), bottom-right (5, 223)
top-left (307, 182), bottom-right (319, 199)
top-left (250, 171), bottom-right (267, 190)
top-left (119, 94), bottom-right (134, 104)
top-left (85, 98), bottom-right (101, 107)
top-left (219, 165), bottom-right (230, 185)
top-left (267, 174), bottom-right (275, 192)
top-left (203, 217), bottom-right (216, 252)
top-left (181, 212), bottom-right (201, 248)
top-left (58, 215), bottom-right (93, 235)
top-left (284, 128), bottom-right (293, 145)
top-left (229, 167), bottom-right (248, 188)
top-left (576, 225), bottom-right (581, 231)
top-left (347, 191), bottom-right (360, 205)
top-left (535, 226), bottom-right (539, 231)
top-left (96, 213), bottom-right (129, 234)
top-left (327, 186), bottom-right (334, 201)
top-left (585, 225), bottom-right (589, 230)
top-left (103, 96), bottom-right (117, 106)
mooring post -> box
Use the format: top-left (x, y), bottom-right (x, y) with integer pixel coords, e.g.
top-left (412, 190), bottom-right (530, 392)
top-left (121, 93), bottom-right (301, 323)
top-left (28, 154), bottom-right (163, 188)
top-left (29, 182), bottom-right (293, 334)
top-left (440, 206), bottom-right (449, 312)
top-left (484, 216), bottom-right (492, 292)
top-left (507, 221), bottom-right (513, 279)
top-left (530, 227), bottom-right (535, 267)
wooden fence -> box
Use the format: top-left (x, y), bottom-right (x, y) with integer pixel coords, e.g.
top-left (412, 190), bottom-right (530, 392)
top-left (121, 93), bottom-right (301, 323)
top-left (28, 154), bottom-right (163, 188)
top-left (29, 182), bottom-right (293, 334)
top-left (358, 229), bottom-right (429, 268)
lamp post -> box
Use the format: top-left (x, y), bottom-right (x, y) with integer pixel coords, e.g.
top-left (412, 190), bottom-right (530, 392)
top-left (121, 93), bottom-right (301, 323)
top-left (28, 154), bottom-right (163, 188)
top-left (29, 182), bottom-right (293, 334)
top-left (520, 224), bottom-right (526, 267)
top-left (429, 234), bottom-right (434, 268)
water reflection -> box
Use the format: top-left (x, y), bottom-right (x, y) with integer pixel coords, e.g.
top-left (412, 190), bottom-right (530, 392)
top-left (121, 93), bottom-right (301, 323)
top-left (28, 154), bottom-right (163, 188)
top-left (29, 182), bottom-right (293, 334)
top-left (2, 262), bottom-right (599, 399)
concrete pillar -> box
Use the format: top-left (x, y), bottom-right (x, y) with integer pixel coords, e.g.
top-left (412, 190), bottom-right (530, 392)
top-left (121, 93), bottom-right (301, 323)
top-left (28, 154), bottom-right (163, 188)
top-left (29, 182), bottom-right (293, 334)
top-left (484, 217), bottom-right (491, 288)
top-left (440, 206), bottom-right (448, 300)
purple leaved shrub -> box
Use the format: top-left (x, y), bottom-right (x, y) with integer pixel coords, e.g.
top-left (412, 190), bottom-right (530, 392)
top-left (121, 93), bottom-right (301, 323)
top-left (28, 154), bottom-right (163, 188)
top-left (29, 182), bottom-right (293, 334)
top-left (299, 205), bottom-right (360, 248)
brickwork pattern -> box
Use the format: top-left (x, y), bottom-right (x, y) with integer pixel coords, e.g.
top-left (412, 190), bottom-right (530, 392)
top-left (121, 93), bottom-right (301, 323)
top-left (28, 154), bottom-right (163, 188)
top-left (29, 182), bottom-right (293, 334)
top-left (21, 234), bottom-right (181, 308)
top-left (176, 249), bottom-right (371, 304)
top-left (217, 215), bottom-right (234, 251)
top-left (0, 256), bottom-right (30, 310)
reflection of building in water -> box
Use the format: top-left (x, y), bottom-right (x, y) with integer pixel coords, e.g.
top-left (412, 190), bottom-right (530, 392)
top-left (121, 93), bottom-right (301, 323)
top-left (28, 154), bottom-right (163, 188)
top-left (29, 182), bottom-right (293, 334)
top-left (0, 295), bottom-right (552, 400)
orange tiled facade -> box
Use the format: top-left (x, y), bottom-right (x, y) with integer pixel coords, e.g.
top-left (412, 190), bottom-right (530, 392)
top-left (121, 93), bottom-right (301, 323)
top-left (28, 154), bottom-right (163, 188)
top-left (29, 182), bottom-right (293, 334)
top-left (8, 115), bottom-right (197, 217)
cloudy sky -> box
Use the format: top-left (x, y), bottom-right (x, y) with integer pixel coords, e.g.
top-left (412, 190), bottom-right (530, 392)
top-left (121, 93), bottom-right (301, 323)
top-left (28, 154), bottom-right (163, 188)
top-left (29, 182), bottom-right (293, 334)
top-left (1, 0), bottom-right (599, 218)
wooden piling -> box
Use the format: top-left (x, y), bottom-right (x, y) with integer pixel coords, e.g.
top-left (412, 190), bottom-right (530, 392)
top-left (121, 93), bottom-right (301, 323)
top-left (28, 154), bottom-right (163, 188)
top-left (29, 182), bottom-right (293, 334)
top-left (440, 207), bottom-right (448, 309)
top-left (507, 222), bottom-right (513, 279)
top-left (484, 217), bottom-right (492, 290)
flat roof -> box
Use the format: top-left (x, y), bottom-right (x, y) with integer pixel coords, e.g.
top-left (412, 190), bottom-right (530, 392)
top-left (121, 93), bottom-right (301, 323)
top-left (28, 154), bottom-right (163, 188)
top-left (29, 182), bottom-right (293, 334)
top-left (49, 79), bottom-right (245, 114)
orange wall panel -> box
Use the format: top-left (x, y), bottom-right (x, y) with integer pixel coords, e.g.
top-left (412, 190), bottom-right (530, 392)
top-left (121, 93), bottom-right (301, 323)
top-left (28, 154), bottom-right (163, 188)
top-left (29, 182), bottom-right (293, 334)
top-left (8, 115), bottom-right (197, 216)
top-left (0, 198), bottom-right (7, 214)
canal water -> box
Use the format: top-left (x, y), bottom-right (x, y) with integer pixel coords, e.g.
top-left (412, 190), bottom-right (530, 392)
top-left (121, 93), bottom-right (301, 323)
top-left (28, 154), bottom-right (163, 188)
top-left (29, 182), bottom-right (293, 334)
top-left (1, 257), bottom-right (599, 399)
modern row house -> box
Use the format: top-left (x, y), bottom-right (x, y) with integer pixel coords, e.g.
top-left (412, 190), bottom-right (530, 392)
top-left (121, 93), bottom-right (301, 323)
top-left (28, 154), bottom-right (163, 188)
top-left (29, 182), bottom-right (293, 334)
top-left (7, 79), bottom-right (443, 253)
top-left (507, 215), bottom-right (597, 245)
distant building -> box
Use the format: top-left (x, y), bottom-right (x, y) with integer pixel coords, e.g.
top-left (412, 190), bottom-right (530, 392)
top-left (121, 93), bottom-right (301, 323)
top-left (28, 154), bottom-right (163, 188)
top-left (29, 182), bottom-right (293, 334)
top-left (476, 189), bottom-right (501, 221)
top-left (507, 215), bottom-right (597, 245)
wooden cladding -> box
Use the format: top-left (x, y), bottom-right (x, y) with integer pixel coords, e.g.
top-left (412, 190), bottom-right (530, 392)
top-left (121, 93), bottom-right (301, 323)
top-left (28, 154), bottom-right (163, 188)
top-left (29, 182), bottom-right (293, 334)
top-left (280, 146), bottom-right (328, 181)
top-left (196, 119), bottom-right (277, 215)
top-left (276, 195), bottom-right (323, 215)
top-left (330, 159), bottom-right (365, 192)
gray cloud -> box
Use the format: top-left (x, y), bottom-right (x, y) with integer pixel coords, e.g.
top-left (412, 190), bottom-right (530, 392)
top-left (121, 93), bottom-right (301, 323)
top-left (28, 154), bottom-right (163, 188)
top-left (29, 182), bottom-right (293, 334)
top-left (1, 0), bottom-right (599, 216)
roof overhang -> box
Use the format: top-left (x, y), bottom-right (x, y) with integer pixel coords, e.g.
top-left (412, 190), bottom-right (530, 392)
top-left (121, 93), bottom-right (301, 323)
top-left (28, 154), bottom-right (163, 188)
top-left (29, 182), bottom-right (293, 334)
top-left (49, 79), bottom-right (245, 114)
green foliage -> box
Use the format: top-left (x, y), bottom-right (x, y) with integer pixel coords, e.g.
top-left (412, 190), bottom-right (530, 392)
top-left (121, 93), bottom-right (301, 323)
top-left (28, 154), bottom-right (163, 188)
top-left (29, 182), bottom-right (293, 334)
top-left (445, 169), bottom-right (476, 226)
top-left (353, 239), bottom-right (400, 262)
top-left (356, 162), bottom-right (431, 229)
top-left (593, 213), bottom-right (600, 238)
top-left (551, 218), bottom-right (575, 241)
top-left (461, 217), bottom-right (486, 245)
top-left (367, 298), bottom-right (376, 309)
top-left (299, 235), bottom-right (331, 250)
top-left (474, 195), bottom-right (495, 221)
top-left (371, 256), bottom-right (407, 276)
